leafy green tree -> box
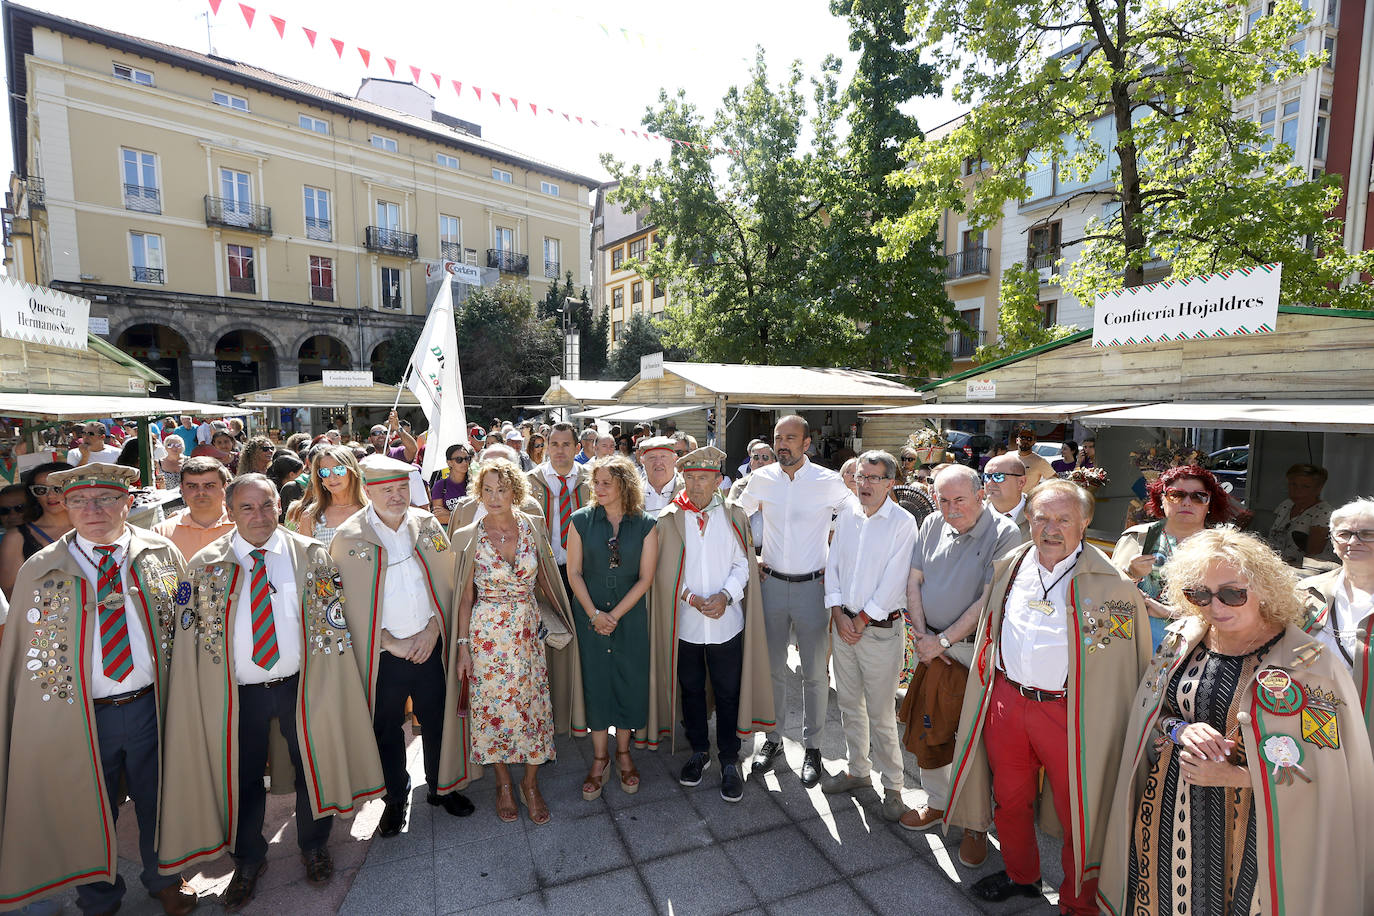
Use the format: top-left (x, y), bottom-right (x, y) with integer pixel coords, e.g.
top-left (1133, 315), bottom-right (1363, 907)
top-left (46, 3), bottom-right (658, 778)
top-left (539, 273), bottom-right (607, 380)
top-left (373, 324), bottom-right (420, 386)
top-left (606, 313), bottom-right (693, 380)
top-left (882, 0), bottom-right (1374, 344)
top-left (455, 283), bottom-right (560, 417)
top-left (583, 305), bottom-right (610, 380)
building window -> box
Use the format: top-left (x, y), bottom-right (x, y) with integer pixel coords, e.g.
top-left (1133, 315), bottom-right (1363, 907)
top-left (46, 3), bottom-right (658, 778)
top-left (298, 114), bottom-right (329, 134)
top-left (612, 287), bottom-right (624, 310)
top-left (212, 90), bottom-right (249, 111)
top-left (371, 134), bottom-right (398, 152)
top-left (494, 226), bottom-right (514, 253)
top-left (376, 200), bottom-right (401, 231)
top-left (492, 167), bottom-right (513, 183)
top-left (629, 238), bottom-right (647, 261)
top-left (381, 267), bottom-right (402, 309)
top-left (121, 148), bottom-right (160, 213)
top-left (440, 215), bottom-right (461, 260)
top-left (540, 180), bottom-right (560, 196)
top-left (1040, 300), bottom-right (1058, 327)
top-left (436, 153), bottom-right (459, 169)
top-left (219, 168), bottom-right (253, 226)
top-left (544, 237), bottom-right (561, 279)
top-left (1314, 108), bottom-right (1329, 161)
top-left (1028, 221), bottom-right (1061, 268)
top-left (113, 63), bottom-right (153, 86)
top-left (304, 186), bottom-right (331, 241)
top-left (129, 231), bottom-right (164, 284)
top-left (1279, 99), bottom-right (1300, 155)
top-left (1259, 106), bottom-right (1276, 151)
top-left (611, 247), bottom-right (624, 270)
top-left (1323, 35), bottom-right (1335, 68)
top-left (1289, 37), bottom-right (1307, 57)
top-left (961, 155), bottom-right (985, 176)
top-left (652, 278), bottom-right (665, 300)
top-left (631, 281), bottom-right (644, 304)
top-left (227, 244), bottom-right (255, 293)
top-left (1246, 6), bottom-right (1263, 31)
top-left (310, 255), bottom-right (334, 302)
top-left (613, 320), bottom-right (624, 340)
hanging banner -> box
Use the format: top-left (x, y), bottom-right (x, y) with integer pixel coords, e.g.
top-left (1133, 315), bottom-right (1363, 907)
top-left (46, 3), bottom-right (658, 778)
top-left (0, 276), bottom-right (90, 350)
top-left (1092, 263), bottom-right (1281, 348)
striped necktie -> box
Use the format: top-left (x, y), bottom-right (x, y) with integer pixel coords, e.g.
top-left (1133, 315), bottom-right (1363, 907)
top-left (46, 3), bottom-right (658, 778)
top-left (557, 475), bottom-right (572, 548)
top-left (248, 548), bottom-right (280, 670)
top-left (94, 545), bottom-right (133, 682)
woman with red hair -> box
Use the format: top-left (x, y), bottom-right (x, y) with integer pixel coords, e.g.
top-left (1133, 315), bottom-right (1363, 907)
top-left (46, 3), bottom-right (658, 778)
top-left (1110, 464), bottom-right (1232, 648)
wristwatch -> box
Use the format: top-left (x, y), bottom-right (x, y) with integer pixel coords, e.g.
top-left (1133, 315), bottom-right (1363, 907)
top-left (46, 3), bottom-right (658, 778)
top-left (938, 633), bottom-right (952, 649)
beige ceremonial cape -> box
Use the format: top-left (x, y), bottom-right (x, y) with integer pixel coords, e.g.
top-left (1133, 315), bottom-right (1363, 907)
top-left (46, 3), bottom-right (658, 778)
top-left (328, 507), bottom-right (455, 711)
top-left (446, 494), bottom-right (543, 537)
top-left (945, 542), bottom-right (1151, 896)
top-left (0, 529), bottom-right (185, 909)
top-left (525, 464), bottom-right (590, 529)
top-left (1299, 568), bottom-right (1374, 750)
top-left (1098, 618), bottom-right (1374, 915)
top-left (643, 501), bottom-right (774, 751)
top-left (435, 514), bottom-right (585, 792)
top-left (157, 530), bottom-right (384, 873)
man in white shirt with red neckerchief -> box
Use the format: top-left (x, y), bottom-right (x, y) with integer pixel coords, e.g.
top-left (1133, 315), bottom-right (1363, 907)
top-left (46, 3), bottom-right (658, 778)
top-left (735, 415), bottom-right (855, 787)
top-left (638, 436), bottom-right (683, 517)
top-left (526, 422), bottom-right (589, 592)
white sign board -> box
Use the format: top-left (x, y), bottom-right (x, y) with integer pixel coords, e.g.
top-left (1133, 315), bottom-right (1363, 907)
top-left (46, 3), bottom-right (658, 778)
top-left (322, 370), bottom-right (375, 387)
top-left (426, 260), bottom-right (484, 287)
top-left (0, 276), bottom-right (90, 350)
top-left (640, 352), bottom-right (664, 380)
top-left (965, 379), bottom-right (996, 400)
top-left (89, 316), bottom-right (109, 335)
top-left (1093, 263), bottom-right (1281, 348)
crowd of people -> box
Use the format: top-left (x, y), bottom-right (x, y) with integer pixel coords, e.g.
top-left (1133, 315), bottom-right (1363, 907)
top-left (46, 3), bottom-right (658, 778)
top-left (0, 411), bottom-right (1370, 916)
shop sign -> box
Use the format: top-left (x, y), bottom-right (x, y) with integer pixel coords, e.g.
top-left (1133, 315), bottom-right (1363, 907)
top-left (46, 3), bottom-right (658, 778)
top-left (0, 276), bottom-right (90, 350)
top-left (1093, 263), bottom-right (1281, 348)
top-left (641, 352), bottom-right (664, 380)
top-left (322, 370), bottom-right (374, 387)
top-left (966, 379), bottom-right (996, 400)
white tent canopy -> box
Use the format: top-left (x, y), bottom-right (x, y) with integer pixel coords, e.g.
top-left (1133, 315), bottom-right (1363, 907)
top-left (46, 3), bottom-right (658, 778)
top-left (0, 393), bottom-right (254, 420)
top-left (1079, 400), bottom-right (1374, 434)
top-left (860, 402), bottom-right (1156, 421)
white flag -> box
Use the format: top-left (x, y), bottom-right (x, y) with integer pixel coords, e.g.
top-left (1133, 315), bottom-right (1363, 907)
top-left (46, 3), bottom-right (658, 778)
top-left (406, 280), bottom-right (466, 480)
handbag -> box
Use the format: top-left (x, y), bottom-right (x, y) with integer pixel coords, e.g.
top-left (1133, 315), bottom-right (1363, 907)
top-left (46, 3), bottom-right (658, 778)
top-left (538, 599), bottom-right (573, 650)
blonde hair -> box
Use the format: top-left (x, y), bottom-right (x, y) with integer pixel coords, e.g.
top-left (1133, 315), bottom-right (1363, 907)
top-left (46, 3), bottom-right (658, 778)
top-left (589, 455), bottom-right (645, 518)
top-left (1162, 528), bottom-right (1304, 628)
top-left (470, 457), bottom-right (530, 507)
top-left (288, 444), bottom-right (367, 527)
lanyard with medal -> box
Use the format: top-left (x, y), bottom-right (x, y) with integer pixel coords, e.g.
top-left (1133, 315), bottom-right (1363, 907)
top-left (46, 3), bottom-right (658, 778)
top-left (1029, 562), bottom-right (1074, 616)
top-left (1254, 667), bottom-right (1315, 785)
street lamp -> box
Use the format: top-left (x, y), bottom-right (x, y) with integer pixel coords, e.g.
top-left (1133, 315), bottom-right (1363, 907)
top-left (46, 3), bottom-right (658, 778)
top-left (561, 297), bottom-right (583, 382)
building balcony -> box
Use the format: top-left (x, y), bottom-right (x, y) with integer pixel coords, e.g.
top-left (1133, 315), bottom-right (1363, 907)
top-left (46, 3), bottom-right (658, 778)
top-left (365, 226), bottom-right (418, 258)
top-left (228, 275), bottom-right (256, 294)
top-left (440, 241), bottom-right (463, 262)
top-left (305, 216), bottom-right (331, 241)
top-left (545, 259), bottom-right (560, 279)
top-left (132, 266), bottom-right (164, 284)
top-left (945, 329), bottom-right (986, 360)
top-left (311, 284), bottom-right (334, 302)
top-left (487, 249), bottom-right (529, 274)
top-left (380, 294), bottom-right (403, 310)
top-left (1028, 245), bottom-right (1061, 270)
top-left (945, 246), bottom-right (991, 281)
top-left (24, 177), bottom-right (44, 209)
top-left (205, 196), bottom-right (272, 234)
top-left (124, 184), bottom-right (161, 214)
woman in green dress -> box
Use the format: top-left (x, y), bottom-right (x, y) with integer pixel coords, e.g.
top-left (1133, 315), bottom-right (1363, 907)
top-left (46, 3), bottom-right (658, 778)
top-left (566, 455), bottom-right (659, 800)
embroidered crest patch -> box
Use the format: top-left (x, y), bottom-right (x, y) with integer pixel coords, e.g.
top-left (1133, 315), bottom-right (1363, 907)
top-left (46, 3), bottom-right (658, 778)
top-left (1299, 686), bottom-right (1341, 749)
top-left (175, 581), bottom-right (192, 605)
top-left (325, 598), bottom-right (347, 630)
top-left (1255, 668), bottom-right (1304, 716)
top-left (180, 607), bottom-right (196, 630)
top-left (1108, 611), bottom-right (1135, 640)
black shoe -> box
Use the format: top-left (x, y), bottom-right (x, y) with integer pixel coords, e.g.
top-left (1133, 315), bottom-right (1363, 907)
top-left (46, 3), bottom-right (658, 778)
top-left (428, 791), bottom-right (476, 818)
top-left (971, 871), bottom-right (1041, 902)
top-left (800, 748), bottom-right (822, 788)
top-left (720, 763), bottom-right (744, 803)
top-left (301, 846), bottom-right (333, 886)
top-left (224, 861), bottom-right (266, 912)
top-left (750, 739), bottom-right (783, 776)
top-left (679, 752), bottom-right (711, 787)
top-left (377, 798), bottom-right (406, 837)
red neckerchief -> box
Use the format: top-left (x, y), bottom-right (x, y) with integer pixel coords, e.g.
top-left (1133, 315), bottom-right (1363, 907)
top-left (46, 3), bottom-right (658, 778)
top-left (673, 491), bottom-right (716, 534)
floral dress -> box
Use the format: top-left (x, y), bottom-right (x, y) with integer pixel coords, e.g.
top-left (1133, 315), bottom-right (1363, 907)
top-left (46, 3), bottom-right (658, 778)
top-left (468, 516), bottom-right (555, 764)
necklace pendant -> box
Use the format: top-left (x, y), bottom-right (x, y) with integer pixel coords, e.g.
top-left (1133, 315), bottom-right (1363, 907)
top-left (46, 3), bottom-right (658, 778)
top-left (1028, 599), bottom-right (1055, 615)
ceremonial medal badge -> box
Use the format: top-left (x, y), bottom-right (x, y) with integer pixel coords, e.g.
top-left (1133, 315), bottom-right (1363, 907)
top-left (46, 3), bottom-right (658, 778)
top-left (1102, 599), bottom-right (1136, 640)
top-left (1261, 733), bottom-right (1312, 785)
top-left (1255, 668), bottom-right (1304, 715)
top-left (180, 607), bottom-right (196, 630)
top-left (175, 581), bottom-right (192, 605)
top-left (1299, 686), bottom-right (1341, 749)
top-left (325, 598), bottom-right (347, 630)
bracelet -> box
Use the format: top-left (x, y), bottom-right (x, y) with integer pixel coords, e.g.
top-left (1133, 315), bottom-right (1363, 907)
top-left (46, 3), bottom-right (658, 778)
top-left (1168, 719), bottom-right (1187, 745)
top-left (455, 637), bottom-right (470, 646)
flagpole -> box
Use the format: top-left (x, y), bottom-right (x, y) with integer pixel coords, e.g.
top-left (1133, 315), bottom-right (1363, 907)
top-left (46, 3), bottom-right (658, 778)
top-left (391, 362), bottom-right (413, 415)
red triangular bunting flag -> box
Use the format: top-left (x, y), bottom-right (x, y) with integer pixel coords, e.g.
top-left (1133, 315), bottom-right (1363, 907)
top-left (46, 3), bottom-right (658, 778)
top-left (451, 80), bottom-right (462, 96)
top-left (238, 3), bottom-right (255, 27)
top-left (331, 38), bottom-right (345, 58)
top-left (576, 116), bottom-right (584, 124)
top-left (473, 87), bottom-right (482, 101)
top-left (620, 127), bottom-right (627, 134)
top-left (510, 97), bottom-right (519, 109)
top-left (358, 48), bottom-right (370, 67)
top-left (270, 15), bottom-right (285, 37)
top-left (432, 72), bottom-right (442, 89)
top-left (562, 112), bottom-right (570, 120)
top-left (529, 102), bottom-right (537, 114)
top-left (632, 130), bottom-right (639, 138)
top-left (385, 57), bottom-right (397, 75)
top-left (207, 0), bottom-right (222, 15)
top-left (492, 91), bottom-right (502, 105)
top-left (409, 65), bottom-right (421, 83)
top-left (302, 27), bottom-right (317, 47)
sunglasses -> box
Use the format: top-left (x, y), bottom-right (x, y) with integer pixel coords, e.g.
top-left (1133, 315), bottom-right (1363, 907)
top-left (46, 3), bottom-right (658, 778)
top-left (1164, 488), bottom-right (1211, 505)
top-left (607, 536), bottom-right (621, 569)
top-left (1332, 528), bottom-right (1374, 544)
top-left (983, 471), bottom-right (1024, 483)
top-left (0, 505), bottom-right (23, 516)
top-left (317, 466), bottom-right (351, 478)
top-left (914, 475), bottom-right (933, 484)
top-left (1181, 585), bottom-right (1249, 607)
top-left (750, 454), bottom-right (774, 462)
top-left (29, 485), bottom-right (53, 497)
top-left (450, 455), bottom-right (471, 464)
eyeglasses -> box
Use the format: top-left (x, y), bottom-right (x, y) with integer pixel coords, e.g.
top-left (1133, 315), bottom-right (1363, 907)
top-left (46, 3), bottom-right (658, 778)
top-left (607, 536), bottom-right (621, 569)
top-left (28, 485), bottom-right (53, 497)
top-left (901, 456), bottom-right (917, 464)
top-left (450, 456), bottom-right (471, 464)
top-left (1164, 488), bottom-right (1211, 505)
top-left (83, 430), bottom-right (106, 437)
top-left (1181, 585), bottom-right (1249, 608)
top-left (854, 473), bottom-right (892, 485)
top-left (983, 472), bottom-right (1025, 483)
top-left (317, 466), bottom-right (351, 479)
top-left (1332, 528), bottom-right (1374, 544)
top-left (750, 454), bottom-right (774, 462)
top-left (0, 505), bottom-right (22, 516)
top-left (65, 494), bottom-right (126, 510)
top-left (914, 475), bottom-right (933, 484)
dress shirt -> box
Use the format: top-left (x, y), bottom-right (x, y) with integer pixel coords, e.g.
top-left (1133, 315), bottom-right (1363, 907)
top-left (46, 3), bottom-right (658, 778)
top-left (736, 459), bottom-right (854, 575)
top-left (999, 545), bottom-right (1082, 691)
top-left (230, 529), bottom-right (301, 685)
top-left (913, 506), bottom-right (1022, 631)
top-left (71, 531), bottom-right (155, 698)
top-left (1319, 572), bottom-right (1374, 665)
top-left (824, 498), bottom-right (918, 618)
top-left (154, 508), bottom-right (236, 563)
top-left (368, 506), bottom-right (438, 641)
top-left (65, 444), bottom-right (123, 467)
top-left (677, 503), bottom-right (749, 645)
top-left (0, 587), bottom-right (7, 625)
top-left (999, 495), bottom-right (1027, 525)
top-left (643, 473), bottom-right (680, 518)
top-left (540, 462), bottom-right (581, 565)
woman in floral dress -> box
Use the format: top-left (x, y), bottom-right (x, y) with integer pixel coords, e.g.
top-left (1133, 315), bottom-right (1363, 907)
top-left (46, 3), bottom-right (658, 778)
top-left (454, 457), bottom-right (564, 825)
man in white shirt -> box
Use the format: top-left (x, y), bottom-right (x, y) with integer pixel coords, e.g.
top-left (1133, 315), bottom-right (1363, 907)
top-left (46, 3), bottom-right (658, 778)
top-left (65, 421), bottom-right (124, 468)
top-left (983, 453), bottom-right (1030, 541)
top-left (331, 456), bottom-right (474, 839)
top-left (820, 451), bottom-right (917, 821)
top-left (735, 415), bottom-right (855, 787)
top-left (526, 423), bottom-right (589, 585)
top-left (638, 436), bottom-right (683, 517)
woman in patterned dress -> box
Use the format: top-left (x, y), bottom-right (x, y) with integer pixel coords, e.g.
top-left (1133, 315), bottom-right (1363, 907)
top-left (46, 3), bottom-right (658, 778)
top-left (453, 458), bottom-right (562, 825)
top-left (285, 445), bottom-right (367, 547)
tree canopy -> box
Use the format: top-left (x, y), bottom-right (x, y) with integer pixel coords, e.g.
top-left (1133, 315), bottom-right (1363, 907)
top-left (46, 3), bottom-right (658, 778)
top-left (606, 313), bottom-right (693, 381)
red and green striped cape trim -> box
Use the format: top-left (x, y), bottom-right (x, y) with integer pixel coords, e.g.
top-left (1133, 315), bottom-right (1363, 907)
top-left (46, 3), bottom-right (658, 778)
top-left (1066, 579), bottom-right (1098, 882)
top-left (363, 554), bottom-right (384, 710)
top-left (1249, 702), bottom-right (1285, 911)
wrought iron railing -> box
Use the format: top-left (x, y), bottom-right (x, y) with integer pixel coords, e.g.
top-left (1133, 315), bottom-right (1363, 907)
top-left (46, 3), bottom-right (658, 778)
top-left (205, 195), bottom-right (272, 234)
top-left (305, 216), bottom-right (331, 241)
top-left (545, 259), bottom-right (560, 279)
top-left (310, 284), bottom-right (334, 302)
top-left (124, 184), bottom-right (160, 213)
top-left (945, 246), bottom-right (990, 279)
top-left (365, 226), bottom-right (418, 258)
top-left (228, 275), bottom-right (256, 293)
top-left (132, 266), bottom-right (164, 284)
top-left (945, 329), bottom-right (986, 359)
top-left (487, 248), bottom-right (528, 274)
top-left (24, 177), bottom-right (44, 209)
top-left (440, 241), bottom-right (463, 261)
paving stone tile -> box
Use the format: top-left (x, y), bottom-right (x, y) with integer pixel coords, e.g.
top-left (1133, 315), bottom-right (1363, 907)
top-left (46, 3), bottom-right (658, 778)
top-left (798, 808), bottom-right (916, 877)
top-left (640, 844), bottom-right (757, 916)
top-left (722, 826), bottom-right (839, 900)
top-left (687, 774), bottom-right (792, 842)
top-left (542, 866), bottom-right (652, 914)
top-left (613, 794), bottom-right (713, 862)
top-left (526, 809), bottom-right (629, 885)
top-left (339, 852), bottom-right (434, 916)
top-left (433, 831), bottom-right (537, 913)
top-left (766, 881), bottom-right (875, 916)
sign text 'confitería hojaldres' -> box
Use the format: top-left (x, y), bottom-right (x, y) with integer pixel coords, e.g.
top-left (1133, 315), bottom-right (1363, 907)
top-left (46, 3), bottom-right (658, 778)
top-left (1092, 263), bottom-right (1281, 348)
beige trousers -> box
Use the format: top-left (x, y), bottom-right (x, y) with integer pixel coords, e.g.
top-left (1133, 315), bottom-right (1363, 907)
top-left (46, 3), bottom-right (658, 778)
top-left (831, 618), bottom-right (906, 791)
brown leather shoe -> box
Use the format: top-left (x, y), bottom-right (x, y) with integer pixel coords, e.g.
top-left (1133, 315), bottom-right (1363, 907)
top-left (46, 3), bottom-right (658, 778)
top-left (898, 805), bottom-right (944, 832)
top-left (223, 862), bottom-right (266, 912)
top-left (959, 829), bottom-right (989, 867)
top-left (150, 880), bottom-right (198, 915)
top-left (301, 846), bottom-right (334, 885)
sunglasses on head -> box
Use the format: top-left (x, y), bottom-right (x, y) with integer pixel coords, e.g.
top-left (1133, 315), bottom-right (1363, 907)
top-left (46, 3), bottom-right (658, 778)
top-left (317, 466), bottom-right (351, 478)
top-left (983, 471), bottom-right (1024, 483)
top-left (1164, 487), bottom-right (1210, 505)
top-left (1181, 585), bottom-right (1249, 607)
top-left (607, 536), bottom-right (621, 569)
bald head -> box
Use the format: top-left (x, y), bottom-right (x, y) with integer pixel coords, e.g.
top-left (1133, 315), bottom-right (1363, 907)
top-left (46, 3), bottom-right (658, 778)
top-left (983, 453), bottom-right (1028, 513)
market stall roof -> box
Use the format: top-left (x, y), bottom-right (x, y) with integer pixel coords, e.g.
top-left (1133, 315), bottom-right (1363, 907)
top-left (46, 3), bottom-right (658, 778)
top-left (571, 405), bottom-right (640, 419)
top-left (860, 402), bottom-right (1155, 421)
top-left (598, 405), bottom-right (705, 423)
top-left (657, 362), bottom-right (920, 400)
top-left (1079, 400), bottom-right (1374, 434)
top-left (234, 380), bottom-right (421, 408)
top-left (545, 379), bottom-right (627, 402)
top-left (0, 393), bottom-right (253, 419)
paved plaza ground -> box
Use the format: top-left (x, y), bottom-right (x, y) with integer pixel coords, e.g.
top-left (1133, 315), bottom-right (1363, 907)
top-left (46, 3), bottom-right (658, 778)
top-left (42, 652), bottom-right (1069, 915)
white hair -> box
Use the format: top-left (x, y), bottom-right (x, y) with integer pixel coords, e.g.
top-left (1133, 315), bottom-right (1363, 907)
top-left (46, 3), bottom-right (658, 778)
top-left (1330, 497), bottom-right (1374, 530)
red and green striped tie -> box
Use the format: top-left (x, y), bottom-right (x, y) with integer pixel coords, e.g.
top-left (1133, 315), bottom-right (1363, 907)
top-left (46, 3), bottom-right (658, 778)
top-left (248, 548), bottom-right (280, 670)
top-left (557, 475), bottom-right (572, 548)
top-left (95, 545), bottom-right (133, 682)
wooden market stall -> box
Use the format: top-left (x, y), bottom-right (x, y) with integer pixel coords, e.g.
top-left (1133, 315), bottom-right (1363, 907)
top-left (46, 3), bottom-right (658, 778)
top-left (234, 380), bottom-right (423, 438)
top-left (540, 378), bottom-right (627, 418)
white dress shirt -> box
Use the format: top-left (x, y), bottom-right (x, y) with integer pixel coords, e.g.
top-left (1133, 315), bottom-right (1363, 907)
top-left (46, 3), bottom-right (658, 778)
top-left (1318, 572), bottom-right (1374, 665)
top-left (677, 503), bottom-right (750, 645)
top-left (736, 458), bottom-right (854, 575)
top-left (230, 529), bottom-right (302, 685)
top-left (824, 499), bottom-right (918, 618)
top-left (0, 587), bottom-right (7, 625)
top-left (369, 506), bottom-right (437, 641)
top-left (540, 462), bottom-right (582, 565)
top-left (999, 545), bottom-right (1082, 691)
top-left (643, 473), bottom-right (680, 518)
top-left (71, 531), bottom-right (155, 698)
top-left (1001, 495), bottom-right (1027, 525)
top-left (65, 444), bottom-right (123, 467)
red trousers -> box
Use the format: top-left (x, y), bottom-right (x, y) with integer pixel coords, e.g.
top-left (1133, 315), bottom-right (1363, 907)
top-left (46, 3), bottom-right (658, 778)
top-left (983, 674), bottom-right (1098, 916)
